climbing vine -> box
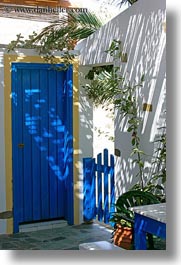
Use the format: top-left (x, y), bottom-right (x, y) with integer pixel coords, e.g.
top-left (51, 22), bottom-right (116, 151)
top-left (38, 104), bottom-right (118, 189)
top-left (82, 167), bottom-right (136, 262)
top-left (84, 39), bottom-right (166, 198)
top-left (84, 39), bottom-right (145, 189)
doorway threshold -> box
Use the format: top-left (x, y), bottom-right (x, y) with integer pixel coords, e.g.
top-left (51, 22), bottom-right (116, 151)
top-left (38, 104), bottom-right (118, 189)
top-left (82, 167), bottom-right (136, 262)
top-left (19, 220), bottom-right (68, 233)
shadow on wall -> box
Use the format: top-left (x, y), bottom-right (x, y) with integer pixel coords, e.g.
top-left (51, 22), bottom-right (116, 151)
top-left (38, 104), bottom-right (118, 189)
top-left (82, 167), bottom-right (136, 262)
top-left (115, 8), bottom-right (166, 195)
top-left (73, 67), bottom-right (93, 215)
top-left (76, 1), bottom-right (166, 196)
top-left (79, 71), bottom-right (93, 153)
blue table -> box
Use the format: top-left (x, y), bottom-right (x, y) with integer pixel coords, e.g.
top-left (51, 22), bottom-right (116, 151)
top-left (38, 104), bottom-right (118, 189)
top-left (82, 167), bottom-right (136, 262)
top-left (131, 203), bottom-right (166, 250)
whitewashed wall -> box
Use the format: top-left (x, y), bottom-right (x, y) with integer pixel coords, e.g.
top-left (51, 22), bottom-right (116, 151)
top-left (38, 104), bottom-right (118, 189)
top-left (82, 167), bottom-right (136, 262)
top-left (93, 106), bottom-right (114, 157)
top-left (0, 17), bottom-right (49, 45)
top-left (76, 0), bottom-right (166, 197)
top-left (77, 65), bottom-right (93, 223)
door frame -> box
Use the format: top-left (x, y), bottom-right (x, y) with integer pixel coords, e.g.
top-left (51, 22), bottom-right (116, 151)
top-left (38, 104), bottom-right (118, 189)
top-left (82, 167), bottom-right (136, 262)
top-left (4, 52), bottom-right (79, 233)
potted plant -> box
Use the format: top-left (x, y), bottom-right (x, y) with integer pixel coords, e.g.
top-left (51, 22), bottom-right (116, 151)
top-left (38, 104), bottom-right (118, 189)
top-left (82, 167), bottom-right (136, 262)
top-left (109, 190), bottom-right (160, 249)
top-left (110, 209), bottom-right (133, 250)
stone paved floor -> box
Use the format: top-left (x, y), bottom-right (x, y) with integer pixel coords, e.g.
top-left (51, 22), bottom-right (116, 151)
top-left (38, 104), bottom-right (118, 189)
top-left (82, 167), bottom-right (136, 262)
top-left (0, 222), bottom-right (113, 250)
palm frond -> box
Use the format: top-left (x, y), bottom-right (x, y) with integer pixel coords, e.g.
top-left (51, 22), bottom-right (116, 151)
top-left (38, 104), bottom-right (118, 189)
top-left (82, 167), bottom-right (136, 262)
top-left (71, 12), bottom-right (103, 29)
top-left (8, 11), bottom-right (103, 53)
top-left (32, 12), bottom-right (102, 44)
top-left (110, 0), bottom-right (137, 7)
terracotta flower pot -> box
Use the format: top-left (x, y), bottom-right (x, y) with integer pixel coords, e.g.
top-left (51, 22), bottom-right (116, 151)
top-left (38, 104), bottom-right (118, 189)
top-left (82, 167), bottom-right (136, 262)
top-left (113, 224), bottom-right (133, 250)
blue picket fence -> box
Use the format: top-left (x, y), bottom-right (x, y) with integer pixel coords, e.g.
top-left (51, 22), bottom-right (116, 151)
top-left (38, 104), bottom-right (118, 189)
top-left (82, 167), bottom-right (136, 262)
top-left (83, 149), bottom-right (115, 225)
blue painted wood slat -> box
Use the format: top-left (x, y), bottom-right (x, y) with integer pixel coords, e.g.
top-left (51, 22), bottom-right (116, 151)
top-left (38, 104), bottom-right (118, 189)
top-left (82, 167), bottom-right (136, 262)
top-left (97, 153), bottom-right (103, 221)
top-left (103, 149), bottom-right (109, 223)
top-left (22, 69), bottom-right (33, 222)
top-left (83, 149), bottom-right (115, 225)
top-left (83, 158), bottom-right (96, 221)
top-left (16, 69), bottom-right (24, 224)
top-left (12, 65), bottom-right (22, 232)
top-left (31, 69), bottom-right (41, 221)
top-left (110, 154), bottom-right (115, 214)
top-left (48, 70), bottom-right (58, 219)
top-left (39, 69), bottom-right (50, 220)
top-left (56, 69), bottom-right (65, 217)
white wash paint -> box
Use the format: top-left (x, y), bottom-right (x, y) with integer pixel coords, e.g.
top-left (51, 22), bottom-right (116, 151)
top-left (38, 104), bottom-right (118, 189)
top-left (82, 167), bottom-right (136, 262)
top-left (76, 0), bottom-right (166, 197)
top-left (0, 17), bottom-right (49, 45)
top-left (77, 65), bottom-right (94, 224)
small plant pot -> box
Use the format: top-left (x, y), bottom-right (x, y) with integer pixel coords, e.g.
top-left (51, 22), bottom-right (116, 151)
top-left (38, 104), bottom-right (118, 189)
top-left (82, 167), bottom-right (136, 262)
top-left (113, 224), bottom-right (133, 250)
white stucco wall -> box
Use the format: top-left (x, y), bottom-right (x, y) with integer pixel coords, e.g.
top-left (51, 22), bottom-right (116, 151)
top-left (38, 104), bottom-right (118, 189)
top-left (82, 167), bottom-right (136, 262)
top-left (0, 17), bottom-right (49, 45)
top-left (76, 0), bottom-right (166, 197)
top-left (93, 106), bottom-right (114, 157)
top-left (77, 65), bottom-right (93, 223)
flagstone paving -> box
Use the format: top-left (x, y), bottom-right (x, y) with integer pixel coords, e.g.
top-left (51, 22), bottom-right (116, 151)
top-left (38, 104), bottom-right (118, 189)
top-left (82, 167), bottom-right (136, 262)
top-left (0, 222), bottom-right (113, 250)
top-left (0, 221), bottom-right (166, 250)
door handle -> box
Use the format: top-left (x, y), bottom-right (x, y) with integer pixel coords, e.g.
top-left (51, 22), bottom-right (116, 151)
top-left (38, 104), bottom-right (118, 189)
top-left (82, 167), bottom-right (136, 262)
top-left (18, 143), bottom-right (24, 148)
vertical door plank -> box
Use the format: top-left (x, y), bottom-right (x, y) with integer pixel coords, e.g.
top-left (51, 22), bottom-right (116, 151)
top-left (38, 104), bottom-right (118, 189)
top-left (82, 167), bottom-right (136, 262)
top-left (48, 69), bottom-right (58, 218)
top-left (16, 69), bottom-right (24, 224)
top-left (30, 69), bottom-right (41, 221)
top-left (56, 70), bottom-right (65, 217)
top-left (12, 65), bottom-right (24, 231)
top-left (22, 69), bottom-right (33, 222)
top-left (39, 68), bottom-right (49, 219)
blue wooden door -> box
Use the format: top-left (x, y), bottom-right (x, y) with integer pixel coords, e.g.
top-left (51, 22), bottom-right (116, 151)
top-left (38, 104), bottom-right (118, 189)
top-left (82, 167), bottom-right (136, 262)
top-left (11, 63), bottom-right (73, 232)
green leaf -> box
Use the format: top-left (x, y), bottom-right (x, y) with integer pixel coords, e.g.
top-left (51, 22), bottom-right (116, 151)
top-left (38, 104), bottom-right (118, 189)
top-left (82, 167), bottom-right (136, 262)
top-left (131, 138), bottom-right (135, 146)
top-left (127, 126), bottom-right (133, 132)
top-left (128, 118), bottom-right (135, 124)
top-left (155, 184), bottom-right (164, 190)
top-left (141, 74), bottom-right (145, 82)
top-left (132, 159), bottom-right (139, 164)
top-left (114, 99), bottom-right (121, 105)
top-left (139, 161), bottom-right (144, 168)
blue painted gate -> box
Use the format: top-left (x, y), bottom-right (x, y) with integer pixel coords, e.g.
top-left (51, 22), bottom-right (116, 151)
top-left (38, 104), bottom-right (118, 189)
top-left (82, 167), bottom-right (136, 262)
top-left (11, 63), bottom-right (74, 232)
top-left (83, 149), bottom-right (115, 225)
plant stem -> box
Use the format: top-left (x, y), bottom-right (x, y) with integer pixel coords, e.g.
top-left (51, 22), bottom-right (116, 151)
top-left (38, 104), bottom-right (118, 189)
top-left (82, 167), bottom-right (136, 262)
top-left (137, 151), bottom-right (144, 190)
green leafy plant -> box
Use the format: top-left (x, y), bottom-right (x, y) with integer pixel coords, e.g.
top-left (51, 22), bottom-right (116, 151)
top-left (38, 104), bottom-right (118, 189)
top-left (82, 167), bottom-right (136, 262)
top-left (111, 0), bottom-right (138, 7)
top-left (109, 190), bottom-right (160, 249)
top-left (7, 11), bottom-right (103, 68)
top-left (110, 190), bottom-right (160, 226)
top-left (84, 39), bottom-right (166, 196)
top-left (84, 39), bottom-right (145, 189)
